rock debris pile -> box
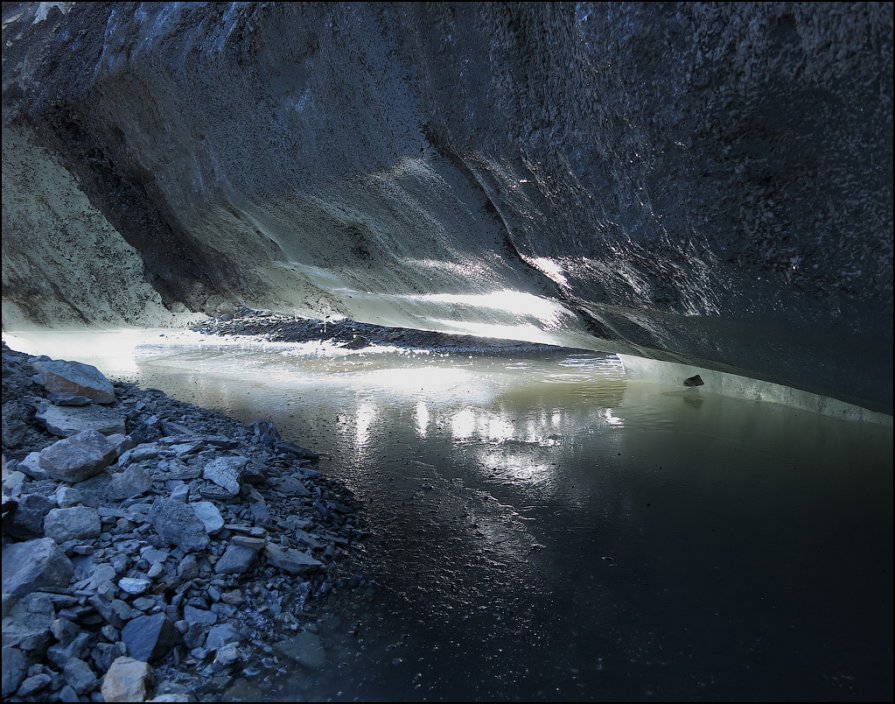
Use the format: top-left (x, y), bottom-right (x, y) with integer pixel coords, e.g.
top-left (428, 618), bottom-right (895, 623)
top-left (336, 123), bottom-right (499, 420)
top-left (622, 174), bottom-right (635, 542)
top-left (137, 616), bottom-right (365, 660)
top-left (1, 342), bottom-right (364, 702)
top-left (192, 306), bottom-right (576, 356)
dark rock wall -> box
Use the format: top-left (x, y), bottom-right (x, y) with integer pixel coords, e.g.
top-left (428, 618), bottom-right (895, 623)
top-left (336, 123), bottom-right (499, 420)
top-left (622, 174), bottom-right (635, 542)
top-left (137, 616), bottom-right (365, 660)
top-left (2, 2), bottom-right (892, 412)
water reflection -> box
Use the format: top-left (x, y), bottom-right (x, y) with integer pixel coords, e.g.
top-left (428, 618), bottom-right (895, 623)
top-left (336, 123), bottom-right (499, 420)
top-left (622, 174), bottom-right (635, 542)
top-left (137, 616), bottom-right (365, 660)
top-left (414, 401), bottom-right (430, 438)
top-left (2, 332), bottom-right (891, 701)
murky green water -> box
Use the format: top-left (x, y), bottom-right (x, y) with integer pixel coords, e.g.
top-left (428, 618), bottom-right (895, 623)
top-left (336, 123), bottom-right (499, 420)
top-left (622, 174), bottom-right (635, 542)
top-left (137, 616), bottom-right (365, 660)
top-left (5, 331), bottom-right (893, 701)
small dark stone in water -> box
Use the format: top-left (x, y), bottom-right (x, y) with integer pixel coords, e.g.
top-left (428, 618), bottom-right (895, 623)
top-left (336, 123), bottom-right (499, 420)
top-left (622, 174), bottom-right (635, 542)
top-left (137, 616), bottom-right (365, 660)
top-left (683, 374), bottom-right (704, 387)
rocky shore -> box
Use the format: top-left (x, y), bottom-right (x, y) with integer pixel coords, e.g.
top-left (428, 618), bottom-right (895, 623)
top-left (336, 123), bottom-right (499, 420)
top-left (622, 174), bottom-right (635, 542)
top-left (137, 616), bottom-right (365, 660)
top-left (1, 341), bottom-right (365, 702)
top-left (190, 307), bottom-right (581, 355)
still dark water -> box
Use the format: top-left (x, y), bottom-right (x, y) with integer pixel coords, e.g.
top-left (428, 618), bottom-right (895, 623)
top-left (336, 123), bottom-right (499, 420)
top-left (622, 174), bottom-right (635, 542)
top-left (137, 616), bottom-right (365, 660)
top-left (6, 332), bottom-right (893, 701)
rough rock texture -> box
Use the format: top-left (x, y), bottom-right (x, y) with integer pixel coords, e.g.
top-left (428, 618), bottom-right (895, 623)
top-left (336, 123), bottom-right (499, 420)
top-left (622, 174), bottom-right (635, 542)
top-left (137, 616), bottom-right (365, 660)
top-left (1, 3), bottom-right (891, 413)
top-left (101, 657), bottom-right (152, 703)
top-left (31, 359), bottom-right (116, 404)
top-left (1, 343), bottom-right (364, 702)
top-left (1, 538), bottom-right (73, 596)
top-left (38, 429), bottom-right (117, 483)
top-left (35, 404), bottom-right (126, 438)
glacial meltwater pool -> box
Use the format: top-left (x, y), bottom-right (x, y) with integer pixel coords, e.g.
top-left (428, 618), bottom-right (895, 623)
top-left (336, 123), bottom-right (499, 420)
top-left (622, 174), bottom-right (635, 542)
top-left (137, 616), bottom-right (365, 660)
top-left (4, 330), bottom-right (892, 701)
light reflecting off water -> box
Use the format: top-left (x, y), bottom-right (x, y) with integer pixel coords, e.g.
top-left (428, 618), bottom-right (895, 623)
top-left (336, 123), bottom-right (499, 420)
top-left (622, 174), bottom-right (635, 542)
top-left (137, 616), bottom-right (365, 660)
top-left (3, 330), bottom-right (892, 701)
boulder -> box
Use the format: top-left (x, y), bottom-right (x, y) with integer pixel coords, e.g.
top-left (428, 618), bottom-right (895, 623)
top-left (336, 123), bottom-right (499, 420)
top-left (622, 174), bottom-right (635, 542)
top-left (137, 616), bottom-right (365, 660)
top-left (121, 614), bottom-right (179, 663)
top-left (101, 657), bottom-right (152, 702)
top-left (38, 430), bottom-right (116, 483)
top-left (2, 538), bottom-right (73, 596)
top-left (32, 359), bottom-right (115, 404)
top-left (147, 499), bottom-right (209, 552)
top-left (36, 404), bottom-right (126, 438)
top-left (44, 506), bottom-right (101, 543)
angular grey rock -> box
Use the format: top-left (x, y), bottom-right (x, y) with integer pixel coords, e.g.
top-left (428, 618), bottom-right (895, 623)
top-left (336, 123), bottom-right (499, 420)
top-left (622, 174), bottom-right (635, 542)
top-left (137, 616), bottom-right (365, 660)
top-left (190, 501), bottom-right (223, 534)
top-left (121, 613), bottom-right (179, 663)
top-left (118, 578), bottom-right (151, 595)
top-left (202, 456), bottom-right (247, 496)
top-left (2, 538), bottom-right (73, 596)
top-left (58, 684), bottom-right (80, 702)
top-left (212, 641), bottom-right (241, 669)
top-left (55, 486), bottom-right (83, 508)
top-left (3, 593), bottom-right (55, 654)
top-left (46, 632), bottom-right (91, 668)
top-left (91, 642), bottom-right (125, 674)
top-left (50, 617), bottom-right (79, 645)
top-left (101, 657), bottom-right (152, 703)
top-left (62, 657), bottom-right (97, 694)
top-left (2, 646), bottom-right (27, 698)
top-left (106, 434), bottom-right (135, 457)
top-left (231, 535), bottom-right (266, 550)
top-left (214, 544), bottom-right (257, 575)
top-left (17, 673), bottom-right (51, 696)
top-left (183, 605), bottom-right (217, 627)
top-left (108, 465), bottom-right (152, 501)
top-left (32, 359), bottom-right (115, 404)
top-left (17, 452), bottom-right (48, 480)
top-left (273, 630), bottom-right (326, 669)
top-left (169, 484), bottom-right (189, 502)
top-left (177, 555), bottom-right (198, 580)
top-left (10, 493), bottom-right (55, 539)
top-left (118, 443), bottom-right (160, 466)
top-left (275, 476), bottom-right (311, 497)
top-left (1, 468), bottom-right (25, 500)
top-left (44, 506), bottom-right (101, 543)
top-left (47, 392), bottom-right (93, 406)
top-left (140, 547), bottom-right (169, 565)
top-left (149, 693), bottom-right (195, 702)
top-left (263, 544), bottom-right (323, 575)
top-left (147, 498), bottom-right (209, 552)
top-left (38, 430), bottom-right (116, 483)
top-left (36, 404), bottom-right (126, 438)
top-left (203, 623), bottom-right (240, 651)
top-left (277, 442), bottom-right (319, 461)
top-left (87, 563), bottom-right (118, 589)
